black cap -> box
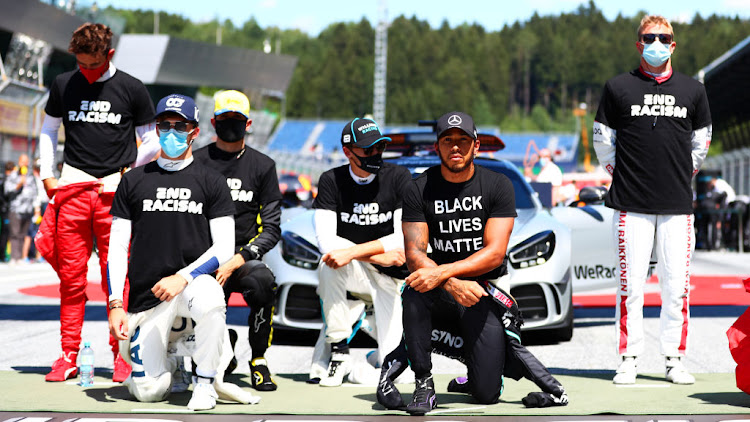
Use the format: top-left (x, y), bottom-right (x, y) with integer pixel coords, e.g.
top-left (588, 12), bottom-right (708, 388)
top-left (341, 118), bottom-right (391, 148)
top-left (436, 111), bottom-right (477, 140)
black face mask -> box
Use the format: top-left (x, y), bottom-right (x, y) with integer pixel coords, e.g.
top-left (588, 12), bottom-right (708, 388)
top-left (353, 152), bottom-right (384, 174)
top-left (215, 118), bottom-right (247, 143)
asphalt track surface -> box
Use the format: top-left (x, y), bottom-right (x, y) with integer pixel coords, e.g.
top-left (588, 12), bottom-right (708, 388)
top-left (0, 250), bottom-right (749, 420)
top-left (5, 414), bottom-right (750, 422)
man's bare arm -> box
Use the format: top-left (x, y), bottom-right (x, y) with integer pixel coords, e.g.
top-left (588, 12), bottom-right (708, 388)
top-left (405, 217), bottom-right (514, 290)
top-left (403, 221), bottom-right (436, 273)
top-left (321, 239), bottom-right (385, 269)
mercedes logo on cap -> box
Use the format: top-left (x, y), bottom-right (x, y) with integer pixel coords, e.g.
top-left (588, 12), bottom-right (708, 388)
top-left (448, 115), bottom-right (462, 126)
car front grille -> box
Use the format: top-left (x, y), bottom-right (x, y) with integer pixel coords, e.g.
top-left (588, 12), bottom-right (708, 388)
top-left (511, 284), bottom-right (548, 322)
top-left (284, 284), bottom-right (322, 320)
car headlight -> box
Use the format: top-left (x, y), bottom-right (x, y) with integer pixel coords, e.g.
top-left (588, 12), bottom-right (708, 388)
top-left (508, 230), bottom-right (556, 269)
top-left (280, 231), bottom-right (321, 270)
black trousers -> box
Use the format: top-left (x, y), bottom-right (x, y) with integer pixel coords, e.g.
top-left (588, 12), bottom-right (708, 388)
top-left (402, 285), bottom-right (505, 404)
top-left (222, 259), bottom-right (277, 360)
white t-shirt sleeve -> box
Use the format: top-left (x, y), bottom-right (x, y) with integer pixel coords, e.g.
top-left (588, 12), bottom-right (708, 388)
top-left (691, 125), bottom-right (711, 177)
top-left (314, 209), bottom-right (355, 254)
top-left (38, 114), bottom-right (62, 180)
top-left (377, 208), bottom-right (404, 251)
top-left (593, 120), bottom-right (616, 176)
top-left (134, 122), bottom-right (159, 167)
top-left (176, 215), bottom-right (235, 283)
top-left (107, 217), bottom-right (131, 302)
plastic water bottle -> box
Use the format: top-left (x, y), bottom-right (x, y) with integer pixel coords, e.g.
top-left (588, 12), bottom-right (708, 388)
top-left (79, 342), bottom-right (95, 387)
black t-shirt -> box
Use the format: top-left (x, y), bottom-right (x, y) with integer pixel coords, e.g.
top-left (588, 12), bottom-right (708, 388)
top-left (111, 161), bottom-right (235, 313)
top-left (193, 144), bottom-right (282, 247)
top-left (403, 165), bottom-right (517, 281)
top-left (45, 69), bottom-right (155, 178)
top-left (313, 162), bottom-right (413, 279)
top-left (595, 69), bottom-right (712, 214)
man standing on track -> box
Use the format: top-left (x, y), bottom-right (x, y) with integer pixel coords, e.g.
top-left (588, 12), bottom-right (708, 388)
top-left (401, 111), bottom-right (516, 415)
top-left (194, 90), bottom-right (282, 391)
top-left (36, 23), bottom-right (158, 383)
top-left (593, 14), bottom-right (712, 385)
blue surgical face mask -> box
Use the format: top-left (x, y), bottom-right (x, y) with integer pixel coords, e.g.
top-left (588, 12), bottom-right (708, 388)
top-left (159, 129), bottom-right (191, 158)
top-left (642, 41), bottom-right (671, 67)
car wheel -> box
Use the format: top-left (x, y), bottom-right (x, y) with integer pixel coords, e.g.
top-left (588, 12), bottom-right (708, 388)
top-left (556, 294), bottom-right (574, 342)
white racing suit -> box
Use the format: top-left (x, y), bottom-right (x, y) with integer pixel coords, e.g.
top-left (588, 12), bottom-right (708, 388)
top-left (613, 210), bottom-right (694, 357)
top-left (316, 260), bottom-right (404, 367)
top-left (309, 293), bottom-right (414, 384)
top-left (119, 274), bottom-right (259, 405)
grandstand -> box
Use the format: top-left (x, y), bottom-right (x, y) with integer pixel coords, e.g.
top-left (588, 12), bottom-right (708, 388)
top-left (265, 119), bottom-right (579, 177)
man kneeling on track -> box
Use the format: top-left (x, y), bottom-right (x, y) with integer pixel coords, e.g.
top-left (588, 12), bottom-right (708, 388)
top-left (376, 280), bottom-right (569, 411)
top-left (106, 94), bottom-right (258, 410)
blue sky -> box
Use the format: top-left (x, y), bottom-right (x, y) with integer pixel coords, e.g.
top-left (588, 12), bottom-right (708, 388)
top-left (92, 0), bottom-right (750, 35)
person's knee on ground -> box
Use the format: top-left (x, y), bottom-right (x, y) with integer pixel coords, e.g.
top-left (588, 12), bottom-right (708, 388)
top-left (471, 385), bottom-right (502, 405)
top-left (125, 371), bottom-right (173, 402)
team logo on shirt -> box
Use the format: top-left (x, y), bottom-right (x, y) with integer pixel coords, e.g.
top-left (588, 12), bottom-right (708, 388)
top-left (630, 94), bottom-right (687, 118)
top-left (142, 187), bottom-right (204, 214)
top-left (340, 202), bottom-right (393, 225)
top-left (226, 178), bottom-right (254, 202)
top-left (68, 100), bottom-right (122, 124)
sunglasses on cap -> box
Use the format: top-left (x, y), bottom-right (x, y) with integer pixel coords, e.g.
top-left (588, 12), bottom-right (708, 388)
top-left (156, 120), bottom-right (192, 133)
top-left (640, 33), bottom-right (673, 44)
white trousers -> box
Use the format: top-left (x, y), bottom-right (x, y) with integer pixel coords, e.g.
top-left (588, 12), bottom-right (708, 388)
top-left (613, 211), bottom-right (694, 358)
top-left (121, 274), bottom-right (227, 402)
top-left (317, 260), bottom-right (404, 364)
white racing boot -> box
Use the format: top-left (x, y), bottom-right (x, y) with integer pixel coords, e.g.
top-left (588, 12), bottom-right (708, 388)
top-left (187, 378), bottom-right (218, 411)
top-left (320, 352), bottom-right (352, 387)
top-left (665, 357), bottom-right (695, 384)
top-left (613, 356), bottom-right (637, 384)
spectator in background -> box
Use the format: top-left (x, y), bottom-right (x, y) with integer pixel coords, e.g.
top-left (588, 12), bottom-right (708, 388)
top-left (706, 175), bottom-right (737, 250)
top-left (24, 163), bottom-right (47, 262)
top-left (0, 161), bottom-right (14, 262)
top-left (314, 142), bottom-right (324, 161)
top-left (3, 154), bottom-right (37, 266)
top-left (559, 180), bottom-right (579, 206)
top-left (707, 176), bottom-right (736, 209)
top-left (0, 161), bottom-right (16, 262)
top-left (525, 148), bottom-right (563, 206)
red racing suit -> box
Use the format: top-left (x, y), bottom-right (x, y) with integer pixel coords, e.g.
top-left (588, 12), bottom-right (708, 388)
top-left (35, 181), bottom-right (129, 357)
